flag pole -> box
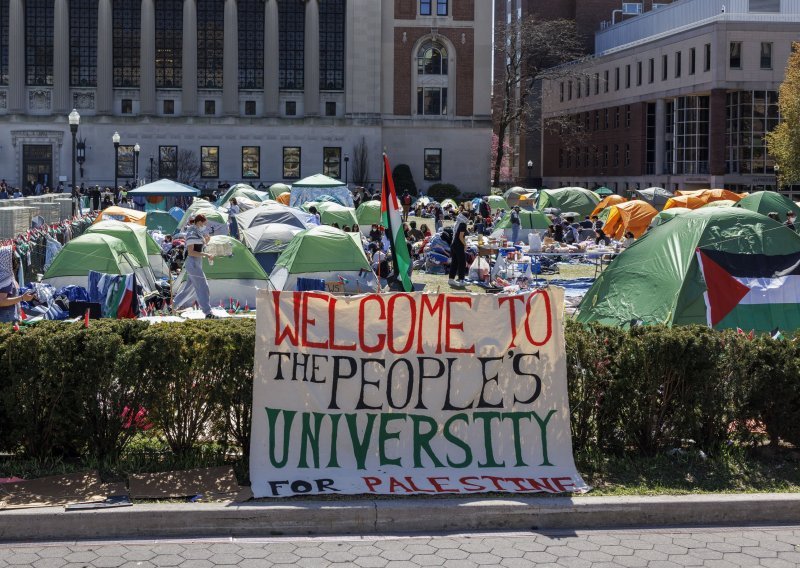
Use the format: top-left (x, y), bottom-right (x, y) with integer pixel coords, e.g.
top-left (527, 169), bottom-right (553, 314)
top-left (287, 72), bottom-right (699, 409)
top-left (381, 153), bottom-right (403, 288)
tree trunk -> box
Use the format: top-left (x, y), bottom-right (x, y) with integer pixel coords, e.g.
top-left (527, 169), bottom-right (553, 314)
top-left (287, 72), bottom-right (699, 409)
top-left (493, 121), bottom-right (508, 188)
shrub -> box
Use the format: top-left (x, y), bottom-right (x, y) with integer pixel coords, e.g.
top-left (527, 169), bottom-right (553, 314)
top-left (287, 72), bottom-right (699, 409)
top-left (427, 183), bottom-right (460, 201)
top-left (392, 164), bottom-right (417, 196)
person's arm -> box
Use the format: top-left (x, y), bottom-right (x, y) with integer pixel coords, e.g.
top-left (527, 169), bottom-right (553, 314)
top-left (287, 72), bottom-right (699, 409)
top-left (186, 243), bottom-right (214, 261)
top-left (0, 290), bottom-right (34, 307)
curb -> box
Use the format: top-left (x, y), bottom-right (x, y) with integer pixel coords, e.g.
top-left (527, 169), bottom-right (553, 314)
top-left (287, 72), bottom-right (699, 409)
top-left (2, 493), bottom-right (800, 542)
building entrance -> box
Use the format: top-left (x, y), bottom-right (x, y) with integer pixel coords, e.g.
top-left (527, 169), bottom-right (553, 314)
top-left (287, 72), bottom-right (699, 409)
top-left (23, 144), bottom-right (53, 190)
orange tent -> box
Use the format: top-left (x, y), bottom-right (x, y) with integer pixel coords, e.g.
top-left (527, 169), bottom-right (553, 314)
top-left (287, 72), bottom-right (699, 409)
top-left (93, 206), bottom-right (147, 226)
top-left (675, 189), bottom-right (747, 205)
top-left (602, 200), bottom-right (659, 239)
top-left (277, 191), bottom-right (291, 205)
top-left (663, 195), bottom-right (705, 210)
top-left (590, 194), bottom-right (627, 218)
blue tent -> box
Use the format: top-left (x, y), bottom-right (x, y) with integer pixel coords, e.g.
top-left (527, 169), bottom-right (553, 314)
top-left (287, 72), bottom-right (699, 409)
top-left (169, 206), bottom-right (185, 221)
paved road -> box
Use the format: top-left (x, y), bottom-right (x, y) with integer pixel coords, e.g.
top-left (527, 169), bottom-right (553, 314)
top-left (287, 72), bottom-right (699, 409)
top-left (1, 525), bottom-right (799, 567)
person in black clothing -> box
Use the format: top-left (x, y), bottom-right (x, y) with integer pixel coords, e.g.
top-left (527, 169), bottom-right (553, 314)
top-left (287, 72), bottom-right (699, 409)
top-left (580, 216), bottom-right (593, 229)
top-left (786, 211), bottom-right (797, 232)
top-left (595, 228), bottom-right (611, 245)
top-left (553, 224), bottom-right (565, 243)
top-left (478, 197), bottom-right (491, 219)
top-left (448, 212), bottom-right (468, 287)
top-left (89, 185), bottom-right (101, 212)
top-left (369, 224), bottom-right (382, 243)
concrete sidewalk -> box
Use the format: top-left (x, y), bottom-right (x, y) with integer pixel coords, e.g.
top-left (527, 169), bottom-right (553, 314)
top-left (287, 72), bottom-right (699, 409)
top-left (2, 493), bottom-right (800, 542)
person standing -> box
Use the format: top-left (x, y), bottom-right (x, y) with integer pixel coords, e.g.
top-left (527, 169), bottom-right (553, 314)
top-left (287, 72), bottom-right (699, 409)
top-left (0, 247), bottom-right (34, 323)
top-left (228, 198), bottom-right (240, 238)
top-left (402, 190), bottom-right (412, 221)
top-left (173, 215), bottom-right (217, 319)
top-left (433, 204), bottom-right (443, 232)
top-left (510, 206), bottom-right (521, 245)
top-left (449, 211), bottom-right (469, 287)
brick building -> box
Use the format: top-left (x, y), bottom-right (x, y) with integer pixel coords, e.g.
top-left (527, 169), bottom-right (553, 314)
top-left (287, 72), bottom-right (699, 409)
top-left (0, 0), bottom-right (492, 193)
top-left (541, 0), bottom-right (795, 198)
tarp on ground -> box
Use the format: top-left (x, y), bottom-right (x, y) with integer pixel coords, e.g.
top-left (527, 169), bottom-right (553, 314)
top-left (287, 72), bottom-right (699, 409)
top-left (536, 188), bottom-right (600, 217)
top-left (634, 187), bottom-right (674, 210)
top-left (602, 200), bottom-right (659, 239)
top-left (269, 225), bottom-right (377, 294)
top-left (290, 174), bottom-right (353, 208)
top-left (318, 202), bottom-right (358, 228)
top-left (591, 194), bottom-right (627, 218)
top-left (734, 191), bottom-right (800, 222)
top-left (576, 208), bottom-right (800, 332)
top-left (94, 206), bottom-right (147, 226)
top-left (145, 210), bottom-right (179, 234)
top-left (128, 179), bottom-right (200, 197)
top-left (235, 203), bottom-right (313, 231)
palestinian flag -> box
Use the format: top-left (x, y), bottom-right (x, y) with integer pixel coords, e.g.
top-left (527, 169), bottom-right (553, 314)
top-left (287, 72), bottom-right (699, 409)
top-left (380, 154), bottom-right (413, 292)
top-left (696, 248), bottom-right (800, 331)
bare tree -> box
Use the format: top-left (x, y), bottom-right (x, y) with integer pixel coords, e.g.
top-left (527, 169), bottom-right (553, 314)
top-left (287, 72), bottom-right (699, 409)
top-left (352, 137), bottom-right (370, 186)
top-left (175, 149), bottom-right (201, 185)
top-left (493, 15), bottom-right (586, 187)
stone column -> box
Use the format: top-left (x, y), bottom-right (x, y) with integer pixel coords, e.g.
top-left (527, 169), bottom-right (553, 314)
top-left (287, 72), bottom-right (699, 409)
top-left (96, 0), bottom-right (114, 114)
top-left (655, 98), bottom-right (666, 177)
top-left (263, 0), bottom-right (280, 116)
top-left (223, 0), bottom-right (238, 115)
top-left (140, 0), bottom-right (156, 114)
top-left (8, 0), bottom-right (25, 113)
top-left (303, 0), bottom-right (319, 117)
top-left (53, 0), bottom-right (70, 113)
top-left (182, 0), bottom-right (198, 115)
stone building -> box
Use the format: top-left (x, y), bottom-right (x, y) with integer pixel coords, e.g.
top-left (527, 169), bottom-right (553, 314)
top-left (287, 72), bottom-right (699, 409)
top-left (0, 0), bottom-right (491, 193)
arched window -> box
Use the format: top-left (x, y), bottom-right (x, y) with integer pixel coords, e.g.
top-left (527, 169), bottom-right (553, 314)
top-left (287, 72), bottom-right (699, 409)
top-left (417, 41), bottom-right (447, 76)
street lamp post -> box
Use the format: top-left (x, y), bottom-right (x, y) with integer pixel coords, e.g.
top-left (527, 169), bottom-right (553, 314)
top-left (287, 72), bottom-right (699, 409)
top-left (68, 109), bottom-right (80, 216)
top-left (527, 160), bottom-right (533, 188)
top-left (112, 131), bottom-right (121, 192)
top-left (344, 154), bottom-right (350, 186)
top-left (149, 156), bottom-right (154, 182)
top-left (134, 143), bottom-right (140, 186)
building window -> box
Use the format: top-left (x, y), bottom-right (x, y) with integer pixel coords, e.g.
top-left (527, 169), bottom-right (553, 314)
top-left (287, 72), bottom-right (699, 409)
top-left (603, 145), bottom-right (608, 167)
top-left (242, 146), bottom-right (260, 178)
top-left (285, 100), bottom-right (296, 115)
top-left (325, 101), bottom-right (336, 116)
top-left (559, 82), bottom-right (564, 102)
top-left (112, 0), bottom-right (139, 87)
top-left (568, 81), bottom-right (572, 100)
top-left (0, 0), bottom-right (7, 85)
top-left (244, 100), bottom-right (256, 115)
top-left (416, 40), bottom-right (448, 116)
top-left (675, 51), bottom-right (681, 78)
top-left (418, 40), bottom-right (448, 75)
top-left (704, 43), bottom-right (711, 71)
top-left (201, 146), bottom-right (219, 178)
top-left (761, 42), bottom-right (773, 69)
top-left (156, 0), bottom-right (182, 88)
top-left (558, 149), bottom-right (564, 169)
top-left (689, 47), bottom-right (696, 75)
top-left (204, 100), bottom-right (216, 115)
top-left (625, 64), bottom-right (630, 88)
top-left (159, 146), bottom-right (178, 180)
top-left (730, 42), bottom-right (742, 69)
top-left (420, 0), bottom-right (447, 16)
top-left (323, 147), bottom-right (341, 179)
top-left (197, 0), bottom-right (224, 89)
top-left (625, 144), bottom-right (631, 166)
top-left (577, 81), bottom-right (581, 99)
top-left (163, 99), bottom-right (175, 114)
top-left (604, 108), bottom-right (609, 129)
top-left (283, 146), bottom-right (301, 179)
top-left (613, 144), bottom-right (619, 167)
top-left (749, 0), bottom-right (779, 12)
top-left (636, 61), bottom-right (642, 86)
top-left (25, 0), bottom-right (54, 86)
top-left (319, 0), bottom-right (344, 90)
top-left (626, 105), bottom-right (631, 127)
top-left (424, 149), bottom-right (442, 181)
top-left (614, 67), bottom-right (619, 90)
top-left (418, 87), bottom-right (447, 115)
top-left (70, 0), bottom-right (97, 87)
top-left (614, 107), bottom-right (620, 128)
top-left (603, 70), bottom-right (609, 93)
top-left (121, 99), bottom-right (132, 114)
top-left (594, 73), bottom-right (599, 95)
top-left (726, 90), bottom-right (779, 175)
top-left (662, 54), bottom-right (668, 80)
top-left (117, 145), bottom-right (135, 178)
top-left (238, 0), bottom-right (264, 89)
top-left (279, 0), bottom-right (305, 90)
top-left (584, 112), bottom-right (590, 131)
top-left (584, 75), bottom-right (590, 97)
top-left (594, 110), bottom-right (600, 130)
top-left (674, 95), bottom-right (710, 175)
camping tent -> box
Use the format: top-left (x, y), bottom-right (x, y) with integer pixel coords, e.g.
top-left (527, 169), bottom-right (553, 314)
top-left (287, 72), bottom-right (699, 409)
top-left (700, 199), bottom-right (737, 209)
top-left (85, 220), bottom-right (162, 285)
top-left (634, 187), bottom-right (674, 210)
top-left (145, 210), bottom-right (179, 234)
top-left (177, 198), bottom-right (217, 227)
top-left (602, 200), bottom-right (659, 239)
top-left (169, 206), bottom-right (185, 221)
top-left (239, 223), bottom-right (304, 273)
top-left (536, 188), bottom-right (600, 217)
top-left (591, 194), bottom-right (627, 218)
top-left (215, 183), bottom-right (259, 206)
top-left (441, 198), bottom-right (458, 210)
top-left (172, 236), bottom-right (268, 309)
top-left (94, 206), bottom-right (147, 226)
top-left (277, 192), bottom-right (291, 205)
top-left (269, 226), bottom-right (378, 294)
top-left (42, 233), bottom-right (152, 291)
top-left (576, 208), bottom-right (800, 332)
top-left (487, 195), bottom-right (509, 212)
top-left (268, 183), bottom-right (291, 201)
top-left (676, 189), bottom-right (746, 204)
top-left (504, 187), bottom-right (532, 207)
top-left (235, 203), bottom-right (313, 231)
top-left (650, 207), bottom-right (692, 227)
top-left (290, 174), bottom-right (353, 208)
top-left (318, 202), bottom-right (358, 228)
top-left (128, 179), bottom-right (200, 197)
top-left (177, 199), bottom-right (229, 235)
top-left (594, 187), bottom-right (615, 197)
top-left (664, 195), bottom-right (706, 210)
top-left (356, 200), bottom-right (381, 234)
top-left (492, 210), bottom-right (551, 242)
top-left (734, 191), bottom-right (800, 222)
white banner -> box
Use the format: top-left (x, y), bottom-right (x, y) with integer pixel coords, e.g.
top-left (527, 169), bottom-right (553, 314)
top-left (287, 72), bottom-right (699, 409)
top-left (250, 289), bottom-right (588, 497)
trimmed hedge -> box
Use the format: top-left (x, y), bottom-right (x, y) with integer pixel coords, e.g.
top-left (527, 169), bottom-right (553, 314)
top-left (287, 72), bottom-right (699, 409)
top-left (0, 320), bottom-right (797, 466)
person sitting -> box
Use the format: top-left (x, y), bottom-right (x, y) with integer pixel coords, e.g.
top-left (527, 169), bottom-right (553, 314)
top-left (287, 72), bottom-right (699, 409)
top-left (351, 224), bottom-right (360, 233)
top-left (591, 215), bottom-right (604, 231)
top-left (0, 187), bottom-right (8, 199)
top-left (12, 188), bottom-right (22, 198)
top-left (553, 224), bottom-right (565, 243)
top-left (369, 224), bottom-right (382, 243)
top-left (595, 228), bottom-right (611, 246)
top-left (369, 243), bottom-right (389, 278)
top-left (580, 216), bottom-right (593, 229)
top-left (408, 221), bottom-right (424, 242)
top-left (563, 221), bottom-right (579, 244)
top-left (161, 234), bottom-right (174, 254)
top-left (420, 223), bottom-right (432, 238)
top-left (622, 231), bottom-right (635, 248)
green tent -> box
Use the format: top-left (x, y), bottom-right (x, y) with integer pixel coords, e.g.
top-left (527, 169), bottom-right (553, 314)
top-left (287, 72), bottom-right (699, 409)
top-left (177, 199), bottom-right (229, 234)
top-left (356, 200), bottom-right (381, 226)
top-left (218, 186), bottom-right (268, 207)
top-left (537, 188), bottom-right (600, 217)
top-left (178, 198), bottom-right (218, 228)
top-left (269, 226), bottom-right (377, 294)
top-left (86, 220), bottom-right (154, 267)
top-left (576, 208), bottom-right (800, 332)
top-left (317, 202), bottom-right (358, 228)
top-left (43, 233), bottom-right (149, 289)
top-left (494, 210), bottom-right (551, 230)
top-left (145, 210), bottom-right (179, 234)
top-left (594, 187), bottom-right (614, 197)
top-left (488, 195), bottom-right (509, 211)
top-left (268, 183), bottom-right (291, 201)
top-left (701, 199), bottom-right (737, 208)
top-left (734, 191), bottom-right (800, 223)
top-left (651, 207), bottom-right (692, 227)
top-left (216, 183), bottom-right (256, 207)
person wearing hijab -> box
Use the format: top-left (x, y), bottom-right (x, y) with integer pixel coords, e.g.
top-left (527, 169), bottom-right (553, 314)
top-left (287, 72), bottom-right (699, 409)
top-left (0, 246), bottom-right (33, 323)
top-left (173, 215), bottom-right (217, 319)
top-left (449, 211), bottom-right (469, 287)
